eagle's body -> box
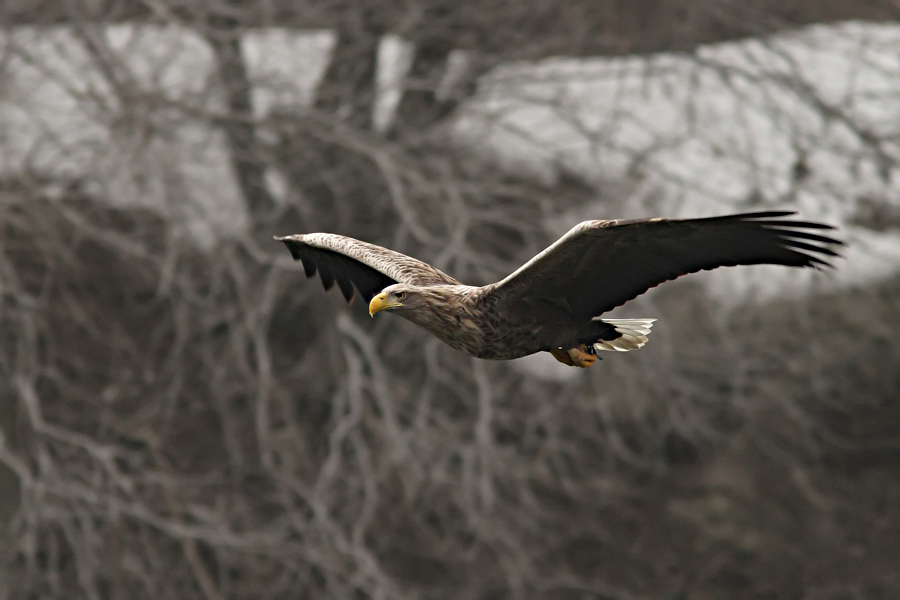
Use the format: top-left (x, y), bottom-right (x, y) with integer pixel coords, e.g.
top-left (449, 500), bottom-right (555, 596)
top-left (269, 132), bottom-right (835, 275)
top-left (384, 284), bottom-right (578, 360)
top-left (277, 212), bottom-right (842, 368)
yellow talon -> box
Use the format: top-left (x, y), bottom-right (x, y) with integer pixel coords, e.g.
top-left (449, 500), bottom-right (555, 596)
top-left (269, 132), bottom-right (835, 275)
top-left (550, 344), bottom-right (597, 368)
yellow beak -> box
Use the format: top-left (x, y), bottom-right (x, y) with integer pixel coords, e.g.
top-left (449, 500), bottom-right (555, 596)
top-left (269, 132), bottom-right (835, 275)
top-left (368, 292), bottom-right (401, 317)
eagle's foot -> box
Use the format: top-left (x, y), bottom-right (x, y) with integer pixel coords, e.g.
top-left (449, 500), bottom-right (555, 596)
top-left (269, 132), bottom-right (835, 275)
top-left (550, 344), bottom-right (597, 368)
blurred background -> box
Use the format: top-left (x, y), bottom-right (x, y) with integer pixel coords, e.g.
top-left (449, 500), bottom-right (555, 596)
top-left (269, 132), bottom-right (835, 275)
top-left (1, 1), bottom-right (899, 598)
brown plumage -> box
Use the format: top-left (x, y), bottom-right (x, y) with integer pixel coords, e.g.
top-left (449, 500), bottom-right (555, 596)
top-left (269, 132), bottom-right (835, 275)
top-left (276, 211), bottom-right (842, 368)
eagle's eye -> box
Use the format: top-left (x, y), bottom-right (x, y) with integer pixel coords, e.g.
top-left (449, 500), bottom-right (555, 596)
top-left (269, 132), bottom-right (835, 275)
top-left (395, 291), bottom-right (406, 300)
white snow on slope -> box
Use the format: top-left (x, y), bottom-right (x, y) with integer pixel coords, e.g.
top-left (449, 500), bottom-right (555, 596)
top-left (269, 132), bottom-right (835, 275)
top-left (0, 21), bottom-right (897, 297)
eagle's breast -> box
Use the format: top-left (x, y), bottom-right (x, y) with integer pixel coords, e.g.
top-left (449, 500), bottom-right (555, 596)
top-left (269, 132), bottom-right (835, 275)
top-left (397, 286), bottom-right (542, 360)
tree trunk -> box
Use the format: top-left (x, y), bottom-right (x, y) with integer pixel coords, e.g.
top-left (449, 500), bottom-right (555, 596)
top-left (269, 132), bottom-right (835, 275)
top-left (314, 8), bottom-right (386, 130)
top-left (205, 11), bottom-right (276, 219)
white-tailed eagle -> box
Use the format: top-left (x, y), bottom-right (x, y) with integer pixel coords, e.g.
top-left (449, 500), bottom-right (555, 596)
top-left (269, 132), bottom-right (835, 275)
top-left (277, 212), bottom-right (841, 368)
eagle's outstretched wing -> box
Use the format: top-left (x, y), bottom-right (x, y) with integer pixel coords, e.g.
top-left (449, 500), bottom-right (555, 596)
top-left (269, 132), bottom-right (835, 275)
top-left (276, 233), bottom-right (459, 304)
top-left (490, 211), bottom-right (842, 321)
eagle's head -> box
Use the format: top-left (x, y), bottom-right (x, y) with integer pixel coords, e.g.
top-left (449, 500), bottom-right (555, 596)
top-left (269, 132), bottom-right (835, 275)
top-left (369, 284), bottom-right (419, 317)
top-left (368, 283), bottom-right (466, 319)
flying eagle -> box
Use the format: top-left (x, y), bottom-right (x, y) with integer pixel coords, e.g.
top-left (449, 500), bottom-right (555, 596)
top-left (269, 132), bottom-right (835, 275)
top-left (277, 212), bottom-right (841, 368)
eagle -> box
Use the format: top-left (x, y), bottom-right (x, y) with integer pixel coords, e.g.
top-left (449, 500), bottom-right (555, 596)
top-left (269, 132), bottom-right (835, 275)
top-left (277, 212), bottom-right (841, 368)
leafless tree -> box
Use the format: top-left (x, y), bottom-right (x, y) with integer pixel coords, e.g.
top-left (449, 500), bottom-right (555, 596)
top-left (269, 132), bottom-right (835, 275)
top-left (1, 1), bottom-right (900, 599)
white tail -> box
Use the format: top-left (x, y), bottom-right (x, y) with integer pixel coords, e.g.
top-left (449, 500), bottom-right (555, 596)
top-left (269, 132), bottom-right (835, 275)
top-left (592, 318), bottom-right (656, 352)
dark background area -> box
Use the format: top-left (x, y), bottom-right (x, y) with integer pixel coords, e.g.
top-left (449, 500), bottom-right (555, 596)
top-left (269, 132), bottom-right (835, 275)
top-left (1, 1), bottom-right (899, 598)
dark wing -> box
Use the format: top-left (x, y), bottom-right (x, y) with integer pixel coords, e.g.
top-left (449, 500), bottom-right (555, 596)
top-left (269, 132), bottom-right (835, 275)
top-left (276, 233), bottom-right (460, 304)
top-left (489, 211), bottom-right (842, 321)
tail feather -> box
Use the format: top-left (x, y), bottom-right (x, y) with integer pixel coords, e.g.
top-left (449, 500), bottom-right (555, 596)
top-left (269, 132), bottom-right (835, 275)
top-left (593, 318), bottom-right (656, 352)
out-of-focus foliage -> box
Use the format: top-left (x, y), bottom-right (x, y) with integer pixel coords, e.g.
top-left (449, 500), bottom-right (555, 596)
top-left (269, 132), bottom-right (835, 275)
top-left (1, 1), bottom-right (899, 599)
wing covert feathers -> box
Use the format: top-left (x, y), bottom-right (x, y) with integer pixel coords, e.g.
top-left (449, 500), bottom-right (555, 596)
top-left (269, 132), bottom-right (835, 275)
top-left (276, 233), bottom-right (459, 304)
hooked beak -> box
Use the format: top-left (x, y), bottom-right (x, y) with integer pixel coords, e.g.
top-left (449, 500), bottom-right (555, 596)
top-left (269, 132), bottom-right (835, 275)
top-left (368, 292), bottom-right (402, 317)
